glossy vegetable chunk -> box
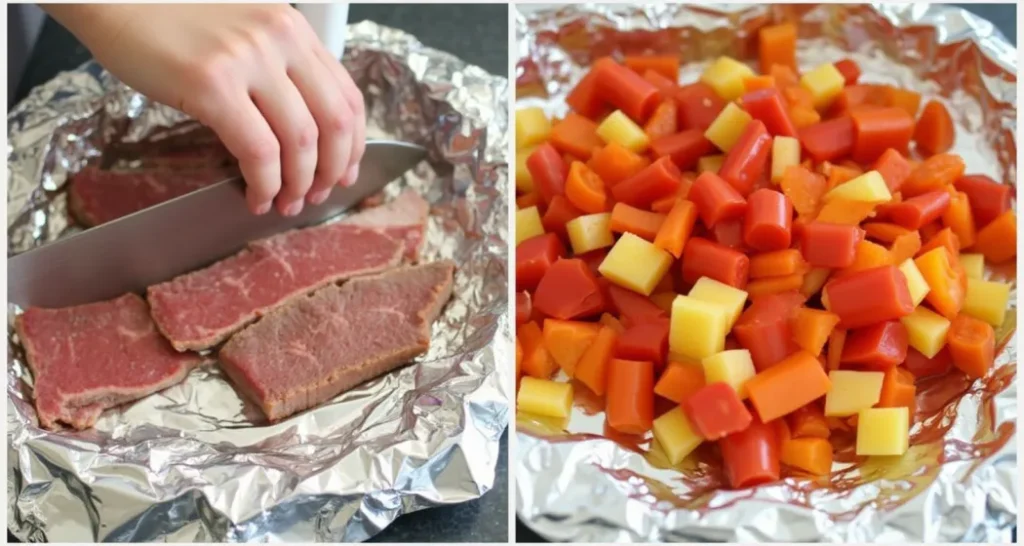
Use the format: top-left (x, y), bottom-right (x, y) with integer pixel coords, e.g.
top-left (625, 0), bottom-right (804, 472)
top-left (823, 370), bottom-right (884, 417)
top-left (516, 206), bottom-right (546, 246)
top-left (606, 359), bottom-right (655, 434)
top-left (825, 170), bottom-right (892, 204)
top-left (800, 63), bottom-right (845, 110)
top-left (915, 247), bottom-right (965, 320)
top-left (516, 107), bottom-right (551, 149)
top-left (682, 237), bottom-right (750, 289)
top-left (654, 361), bottom-right (706, 404)
top-left (732, 291), bottom-right (804, 371)
top-left (566, 212), bottom-right (614, 255)
top-left (719, 120), bottom-right (773, 195)
top-left (705, 103), bottom-right (754, 152)
top-left (669, 295), bottom-right (731, 360)
top-left (516, 232), bottom-right (565, 292)
top-left (746, 350), bottom-right (832, 422)
top-left (599, 232), bottom-right (674, 295)
top-left (824, 266), bottom-right (914, 328)
top-left (597, 110), bottom-right (651, 153)
top-left (518, 377), bottom-right (573, 418)
top-left (701, 56), bottom-right (755, 102)
top-left (688, 171), bottom-right (748, 227)
top-left (702, 349), bottom-right (757, 399)
top-left (688, 276), bottom-right (748, 328)
top-left (946, 315), bottom-right (995, 379)
top-left (683, 382), bottom-right (752, 440)
top-left (897, 258), bottom-right (931, 307)
top-left (900, 306), bottom-right (951, 358)
top-left (743, 189), bottom-right (793, 251)
top-left (800, 222), bottom-right (862, 268)
top-left (720, 416), bottom-right (781, 488)
top-left (652, 406), bottom-right (704, 465)
top-left (841, 321), bottom-right (908, 371)
top-left (533, 258), bottom-right (605, 320)
top-left (962, 278), bottom-right (1011, 327)
top-left (856, 407), bottom-right (909, 456)
top-left (543, 319), bottom-right (601, 376)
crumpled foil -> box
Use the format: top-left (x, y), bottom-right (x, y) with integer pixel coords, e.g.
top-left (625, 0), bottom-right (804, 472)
top-left (515, 4), bottom-right (1016, 543)
top-left (7, 21), bottom-right (510, 542)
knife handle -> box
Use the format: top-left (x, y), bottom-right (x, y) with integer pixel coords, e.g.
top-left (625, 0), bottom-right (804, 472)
top-left (296, 2), bottom-right (349, 60)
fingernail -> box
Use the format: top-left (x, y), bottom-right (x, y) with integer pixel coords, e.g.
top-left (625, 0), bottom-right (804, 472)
top-left (255, 202), bottom-right (272, 215)
top-left (340, 164), bottom-right (360, 187)
top-left (282, 200), bottom-right (303, 217)
top-left (308, 189), bottom-right (330, 205)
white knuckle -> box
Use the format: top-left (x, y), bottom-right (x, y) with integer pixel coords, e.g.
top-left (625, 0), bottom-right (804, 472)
top-left (242, 138), bottom-right (280, 165)
top-left (295, 123), bottom-right (319, 150)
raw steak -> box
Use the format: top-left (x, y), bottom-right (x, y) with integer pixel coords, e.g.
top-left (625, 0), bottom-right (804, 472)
top-left (219, 261), bottom-right (455, 422)
top-left (15, 293), bottom-right (204, 430)
top-left (68, 166), bottom-right (235, 227)
top-left (147, 225), bottom-right (404, 352)
top-left (342, 190), bottom-right (430, 261)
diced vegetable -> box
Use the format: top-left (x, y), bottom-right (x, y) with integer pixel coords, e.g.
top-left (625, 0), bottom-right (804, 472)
top-left (780, 437), bottom-right (833, 475)
top-left (516, 146), bottom-right (536, 193)
top-left (644, 100), bottom-right (679, 140)
top-left (551, 113), bottom-right (604, 159)
top-left (800, 63), bottom-right (845, 110)
top-left (651, 130), bottom-right (715, 172)
top-left (942, 190), bottom-right (976, 249)
top-left (607, 284), bottom-right (667, 325)
top-left (654, 361), bottom-right (706, 404)
top-left (606, 359), bottom-right (655, 434)
top-left (597, 110), bottom-right (651, 153)
top-left (758, 22), bottom-right (797, 71)
top-left (566, 212), bottom-right (614, 255)
top-left (719, 416), bottom-right (781, 488)
top-left (913, 99), bottom-right (955, 156)
top-left (669, 295), bottom-right (730, 360)
top-left (533, 258), bottom-right (605, 320)
top-left (683, 382), bottom-right (752, 440)
top-left (883, 190), bottom-right (950, 230)
top-left (612, 156), bottom-right (683, 208)
top-left (824, 265), bottom-right (914, 328)
top-left (790, 307), bottom-right (840, 356)
top-left (841, 321), bottom-right (908, 371)
top-left (705, 103), bottom-right (754, 152)
top-left (799, 117), bottom-right (855, 162)
top-left (872, 148), bottom-right (913, 192)
top-left (702, 349), bottom-right (757, 399)
top-left (543, 319), bottom-right (601, 376)
top-left (701, 56), bottom-right (756, 102)
top-left (681, 237), bottom-right (750, 289)
top-left (900, 306), bottom-right (951, 358)
top-left (897, 258), bottom-right (930, 307)
top-left (903, 347), bottom-right (953, 378)
top-left (856, 407), bottom-right (909, 456)
top-left (593, 60), bottom-right (660, 122)
top-left (915, 247), bottom-right (965, 320)
top-left (850, 107), bottom-right (914, 164)
top-left (517, 232), bottom-right (565, 291)
top-left (516, 206), bottom-right (546, 246)
top-left (750, 249), bottom-right (804, 278)
top-left (780, 165), bottom-right (827, 217)
top-left (746, 350), bottom-right (832, 422)
top-left (653, 199), bottom-right (698, 258)
top-left (564, 161), bottom-right (609, 214)
top-left (742, 88), bottom-right (797, 138)
top-left (688, 276), bottom-right (748, 328)
top-left (962, 278), bottom-right (1011, 327)
top-left (688, 171), bottom-right (748, 228)
top-left (516, 107), bottom-right (551, 149)
top-left (599, 232), bottom-right (674, 295)
top-left (519, 321), bottom-right (558, 379)
top-left (771, 136), bottom-right (801, 183)
top-left (878, 367), bottom-right (916, 418)
top-left (565, 58), bottom-right (612, 118)
top-left (787, 404), bottom-right (830, 439)
top-left (625, 55), bottom-right (680, 81)
top-left (542, 194), bottom-right (583, 240)
top-left (609, 203), bottom-right (665, 241)
top-left (518, 377), bottom-right (573, 418)
top-left (954, 174), bottom-right (1011, 227)
top-left (733, 291), bottom-right (804, 371)
top-left (677, 82), bottom-right (727, 130)
top-left (743, 189), bottom-right (793, 251)
top-left (946, 315), bottom-right (995, 379)
top-left (526, 142), bottom-right (570, 203)
top-left (901, 153), bottom-right (965, 198)
top-left (719, 120), bottom-right (773, 196)
top-left (800, 222), bottom-right (862, 268)
top-left (824, 170), bottom-right (892, 204)
top-left (959, 253), bottom-right (985, 280)
top-left (574, 326), bottom-right (618, 395)
top-left (588, 142), bottom-right (651, 186)
top-left (652, 406), bottom-right (704, 465)
top-left (616, 320), bottom-right (670, 365)
top-left (972, 211), bottom-right (1017, 264)
top-left (698, 154), bottom-right (725, 174)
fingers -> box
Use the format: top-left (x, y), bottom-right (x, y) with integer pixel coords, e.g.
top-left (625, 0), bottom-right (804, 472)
top-left (250, 77), bottom-right (318, 216)
top-left (184, 88), bottom-right (282, 215)
top-left (288, 51), bottom-right (354, 206)
top-left (316, 47), bottom-right (366, 187)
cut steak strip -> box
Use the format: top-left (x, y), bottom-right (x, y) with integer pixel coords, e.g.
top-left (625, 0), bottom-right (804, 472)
top-left (219, 261), bottom-right (455, 422)
top-left (342, 190), bottom-right (430, 261)
top-left (15, 293), bottom-right (204, 430)
top-left (68, 166), bottom-right (236, 227)
top-left (147, 225), bottom-right (404, 352)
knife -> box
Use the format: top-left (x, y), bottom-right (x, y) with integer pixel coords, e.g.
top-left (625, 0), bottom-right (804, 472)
top-left (8, 140), bottom-right (427, 309)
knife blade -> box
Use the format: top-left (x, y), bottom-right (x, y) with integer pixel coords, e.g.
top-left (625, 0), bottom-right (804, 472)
top-left (8, 140), bottom-right (427, 308)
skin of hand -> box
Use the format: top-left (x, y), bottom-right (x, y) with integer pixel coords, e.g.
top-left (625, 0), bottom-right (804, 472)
top-left (44, 3), bottom-right (366, 216)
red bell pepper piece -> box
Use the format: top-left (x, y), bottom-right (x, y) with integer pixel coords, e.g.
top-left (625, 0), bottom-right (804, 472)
top-left (878, 190), bottom-right (951, 230)
top-left (688, 171), bottom-right (748, 228)
top-left (607, 284), bottom-right (667, 326)
top-left (800, 222), bottom-right (863, 268)
top-left (741, 88), bottom-right (797, 137)
top-left (565, 58), bottom-right (614, 118)
top-left (872, 148), bottom-right (913, 192)
top-left (682, 382), bottom-right (753, 440)
top-left (541, 195), bottom-right (584, 241)
top-left (611, 156), bottom-right (682, 208)
top-left (675, 82), bottom-right (726, 130)
top-left (624, 56), bottom-right (680, 82)
top-left (743, 189), bottom-right (793, 252)
top-left (516, 233), bottom-right (565, 291)
top-left (594, 60), bottom-right (660, 122)
top-left (713, 218), bottom-right (747, 251)
top-left (681, 237), bottom-right (750, 289)
top-left (954, 174), bottom-right (1012, 227)
top-left (533, 258), bottom-right (605, 319)
top-left (526, 143), bottom-right (569, 204)
top-left (798, 117), bottom-right (855, 163)
top-left (732, 291), bottom-right (805, 371)
top-left (841, 320), bottom-right (909, 371)
top-left (850, 106), bottom-right (915, 164)
top-left (578, 248), bottom-right (609, 275)
top-left (719, 415), bottom-right (780, 489)
top-left (615, 319), bottom-right (670, 369)
top-left (650, 129), bottom-right (715, 171)
top-left (719, 120), bottom-right (773, 196)
top-left (515, 291), bottom-right (532, 325)
top-left (834, 59), bottom-right (861, 85)
top-left (903, 347), bottom-right (953, 379)
top-left (824, 265), bottom-right (915, 329)
top-left (642, 69), bottom-right (678, 100)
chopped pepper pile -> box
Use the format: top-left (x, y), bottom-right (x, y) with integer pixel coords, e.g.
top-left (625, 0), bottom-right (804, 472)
top-left (514, 21), bottom-right (1016, 488)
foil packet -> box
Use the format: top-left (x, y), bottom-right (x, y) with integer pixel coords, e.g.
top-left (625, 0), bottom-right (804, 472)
top-left (515, 4), bottom-right (1016, 543)
top-left (7, 21), bottom-right (511, 542)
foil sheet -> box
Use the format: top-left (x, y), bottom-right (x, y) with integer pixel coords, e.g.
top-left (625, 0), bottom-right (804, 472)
top-left (7, 21), bottom-right (510, 542)
top-left (515, 4), bottom-right (1017, 543)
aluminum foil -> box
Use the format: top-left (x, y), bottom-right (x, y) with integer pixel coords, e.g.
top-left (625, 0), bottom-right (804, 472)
top-left (7, 21), bottom-right (510, 542)
top-left (515, 4), bottom-right (1017, 542)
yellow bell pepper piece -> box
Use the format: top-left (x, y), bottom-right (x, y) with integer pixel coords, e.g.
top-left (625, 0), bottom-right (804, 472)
top-left (962, 278), bottom-right (1011, 327)
top-left (516, 206), bottom-right (545, 246)
top-left (697, 154), bottom-right (725, 174)
top-left (856, 407), bottom-right (909, 456)
top-left (824, 170), bottom-right (892, 204)
top-left (959, 253), bottom-right (985, 279)
top-left (700, 56), bottom-right (755, 102)
top-left (670, 295), bottom-right (730, 361)
top-left (800, 63), bottom-right (845, 110)
top-left (900, 306), bottom-right (951, 358)
top-left (771, 136), bottom-right (801, 184)
top-left (801, 267), bottom-right (831, 297)
top-left (596, 110), bottom-right (650, 153)
top-left (566, 212), bottom-right (614, 255)
top-left (517, 377), bottom-right (573, 419)
top-left (688, 276), bottom-right (748, 328)
top-left (824, 370), bottom-right (884, 417)
top-left (516, 146), bottom-right (536, 194)
top-left (705, 102), bottom-right (753, 152)
top-left (598, 232), bottom-right (673, 296)
top-left (897, 258), bottom-right (931, 307)
top-left (516, 107), bottom-right (551, 149)
top-left (702, 349), bottom-right (756, 399)
top-left (652, 406), bottom-right (704, 465)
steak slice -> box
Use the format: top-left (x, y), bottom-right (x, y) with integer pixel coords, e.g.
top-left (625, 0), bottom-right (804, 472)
top-left (68, 166), bottom-right (235, 227)
top-left (219, 261), bottom-right (455, 422)
top-left (14, 293), bottom-right (204, 430)
top-left (342, 190), bottom-right (430, 261)
top-left (147, 225), bottom-right (404, 352)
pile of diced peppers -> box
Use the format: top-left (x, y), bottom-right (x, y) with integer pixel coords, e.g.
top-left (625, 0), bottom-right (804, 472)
top-left (513, 22), bottom-right (1017, 489)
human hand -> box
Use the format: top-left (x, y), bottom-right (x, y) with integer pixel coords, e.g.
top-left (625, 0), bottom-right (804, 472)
top-left (47, 3), bottom-right (366, 216)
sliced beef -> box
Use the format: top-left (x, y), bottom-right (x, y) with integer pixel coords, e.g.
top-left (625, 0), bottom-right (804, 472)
top-left (15, 293), bottom-right (204, 430)
top-left (68, 166), bottom-right (235, 227)
top-left (342, 190), bottom-right (430, 261)
top-left (147, 225), bottom-right (404, 352)
top-left (219, 261), bottom-right (455, 422)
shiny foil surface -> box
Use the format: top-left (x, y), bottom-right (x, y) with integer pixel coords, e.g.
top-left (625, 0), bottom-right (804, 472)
top-left (7, 21), bottom-right (510, 542)
top-left (515, 4), bottom-right (1016, 543)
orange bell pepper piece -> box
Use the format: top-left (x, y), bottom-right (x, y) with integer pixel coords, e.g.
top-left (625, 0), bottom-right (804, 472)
top-left (900, 153), bottom-right (966, 197)
top-left (550, 113), bottom-right (603, 159)
top-left (946, 314), bottom-right (995, 379)
top-left (781, 437), bottom-right (833, 476)
top-left (790, 307), bottom-right (840, 356)
top-left (574, 325), bottom-right (619, 395)
top-left (653, 198), bottom-right (698, 258)
top-left (750, 249), bottom-right (807, 278)
top-left (519, 321), bottom-right (559, 379)
top-left (878, 367), bottom-right (916, 419)
top-left (787, 404), bottom-right (831, 439)
top-left (565, 161), bottom-right (609, 214)
top-left (543, 319), bottom-right (602, 377)
top-left (942, 190), bottom-right (977, 249)
top-left (972, 210), bottom-right (1017, 264)
top-left (915, 247), bottom-right (965, 320)
top-left (653, 360), bottom-right (706, 404)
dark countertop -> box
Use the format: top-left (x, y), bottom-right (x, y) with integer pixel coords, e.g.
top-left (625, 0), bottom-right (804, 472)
top-left (8, 3), bottom-right (508, 544)
top-left (515, 2), bottom-right (1016, 543)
